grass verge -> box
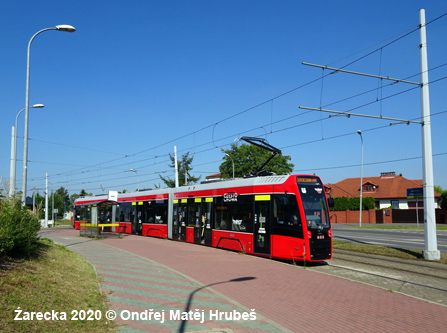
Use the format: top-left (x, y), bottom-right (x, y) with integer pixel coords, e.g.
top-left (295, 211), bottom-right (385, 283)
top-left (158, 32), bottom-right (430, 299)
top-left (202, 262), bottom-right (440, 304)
top-left (0, 238), bottom-right (116, 332)
top-left (54, 219), bottom-right (72, 226)
top-left (333, 240), bottom-right (447, 264)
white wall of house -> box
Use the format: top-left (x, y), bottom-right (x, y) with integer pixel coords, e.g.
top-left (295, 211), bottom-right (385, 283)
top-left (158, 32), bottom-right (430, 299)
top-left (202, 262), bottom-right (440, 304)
top-left (378, 199), bottom-right (409, 209)
top-left (378, 198), bottom-right (438, 209)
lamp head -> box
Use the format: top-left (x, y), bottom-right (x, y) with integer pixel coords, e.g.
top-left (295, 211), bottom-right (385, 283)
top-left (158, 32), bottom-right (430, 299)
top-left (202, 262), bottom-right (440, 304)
top-left (357, 130), bottom-right (362, 135)
top-left (31, 104), bottom-right (45, 109)
top-left (55, 25), bottom-right (76, 32)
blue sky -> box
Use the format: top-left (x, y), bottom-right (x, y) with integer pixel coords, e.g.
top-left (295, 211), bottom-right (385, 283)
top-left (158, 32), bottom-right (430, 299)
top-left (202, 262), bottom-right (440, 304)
top-left (1, 0), bottom-right (447, 197)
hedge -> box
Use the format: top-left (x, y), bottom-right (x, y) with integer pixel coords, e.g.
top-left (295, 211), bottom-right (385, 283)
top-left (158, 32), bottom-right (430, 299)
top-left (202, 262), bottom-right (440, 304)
top-left (332, 196), bottom-right (375, 211)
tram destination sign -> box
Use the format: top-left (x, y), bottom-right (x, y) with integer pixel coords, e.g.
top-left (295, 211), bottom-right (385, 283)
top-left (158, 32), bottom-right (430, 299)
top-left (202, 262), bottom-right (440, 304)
top-left (407, 187), bottom-right (423, 199)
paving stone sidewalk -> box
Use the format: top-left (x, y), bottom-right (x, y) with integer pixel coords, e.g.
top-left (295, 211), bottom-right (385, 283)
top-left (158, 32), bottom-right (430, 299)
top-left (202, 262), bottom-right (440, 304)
top-left (40, 228), bottom-right (447, 333)
top-left (41, 229), bottom-right (290, 332)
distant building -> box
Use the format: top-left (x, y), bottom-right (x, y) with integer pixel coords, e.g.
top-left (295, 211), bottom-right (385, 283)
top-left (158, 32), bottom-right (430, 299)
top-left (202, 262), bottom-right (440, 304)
top-left (325, 172), bottom-right (441, 209)
top-left (25, 196), bottom-right (34, 210)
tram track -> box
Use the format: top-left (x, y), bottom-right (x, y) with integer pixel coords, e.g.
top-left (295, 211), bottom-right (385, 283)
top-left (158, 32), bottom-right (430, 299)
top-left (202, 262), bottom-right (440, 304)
top-left (307, 249), bottom-right (447, 306)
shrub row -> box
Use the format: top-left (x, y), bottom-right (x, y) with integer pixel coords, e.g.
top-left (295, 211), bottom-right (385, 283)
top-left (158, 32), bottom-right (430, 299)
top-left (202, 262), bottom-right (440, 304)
top-left (0, 197), bottom-right (41, 258)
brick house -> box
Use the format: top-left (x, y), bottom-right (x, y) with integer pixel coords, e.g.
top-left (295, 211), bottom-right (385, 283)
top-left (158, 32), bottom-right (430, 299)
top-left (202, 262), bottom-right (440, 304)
top-left (325, 172), bottom-right (441, 209)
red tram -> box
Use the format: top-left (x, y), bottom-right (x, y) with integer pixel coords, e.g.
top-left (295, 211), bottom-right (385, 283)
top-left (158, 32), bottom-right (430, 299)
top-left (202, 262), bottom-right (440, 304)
top-left (73, 174), bottom-right (333, 262)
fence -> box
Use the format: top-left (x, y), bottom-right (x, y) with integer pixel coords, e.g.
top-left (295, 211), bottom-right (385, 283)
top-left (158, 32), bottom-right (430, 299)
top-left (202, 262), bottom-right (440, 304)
top-left (330, 208), bottom-right (447, 224)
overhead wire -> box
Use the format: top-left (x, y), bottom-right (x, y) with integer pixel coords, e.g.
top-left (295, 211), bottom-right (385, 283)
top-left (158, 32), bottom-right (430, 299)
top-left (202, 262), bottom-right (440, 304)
top-left (30, 107), bottom-right (447, 192)
top-left (25, 13), bottom-right (447, 192)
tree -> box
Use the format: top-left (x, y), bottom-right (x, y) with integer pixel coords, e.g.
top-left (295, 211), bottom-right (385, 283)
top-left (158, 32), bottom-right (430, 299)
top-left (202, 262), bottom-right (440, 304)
top-left (70, 189), bottom-right (93, 211)
top-left (441, 192), bottom-right (447, 209)
top-left (32, 187), bottom-right (72, 220)
top-left (159, 152), bottom-right (201, 187)
top-left (56, 187), bottom-right (69, 204)
top-left (435, 185), bottom-right (447, 209)
top-left (219, 143), bottom-right (294, 179)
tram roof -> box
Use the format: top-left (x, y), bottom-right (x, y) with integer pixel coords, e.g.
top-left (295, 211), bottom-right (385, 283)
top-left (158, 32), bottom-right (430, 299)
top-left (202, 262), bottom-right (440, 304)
top-left (76, 199), bottom-right (118, 207)
top-left (74, 174), bottom-right (315, 203)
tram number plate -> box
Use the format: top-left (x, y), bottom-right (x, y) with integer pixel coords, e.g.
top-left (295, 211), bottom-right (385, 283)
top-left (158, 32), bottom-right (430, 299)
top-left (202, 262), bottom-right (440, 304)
top-left (317, 235), bottom-right (325, 240)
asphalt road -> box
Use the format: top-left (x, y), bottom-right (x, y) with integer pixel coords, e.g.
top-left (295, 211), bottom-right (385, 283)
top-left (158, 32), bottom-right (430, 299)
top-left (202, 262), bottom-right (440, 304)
top-left (331, 224), bottom-right (447, 254)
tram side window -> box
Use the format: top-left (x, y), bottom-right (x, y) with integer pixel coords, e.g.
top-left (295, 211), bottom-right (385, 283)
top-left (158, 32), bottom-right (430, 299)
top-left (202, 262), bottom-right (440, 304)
top-left (116, 202), bottom-right (133, 222)
top-left (272, 194), bottom-right (303, 238)
top-left (154, 199), bottom-right (168, 224)
top-left (215, 204), bottom-right (230, 230)
top-left (98, 206), bottom-right (112, 224)
top-left (144, 201), bottom-right (154, 223)
top-left (80, 206), bottom-right (91, 222)
top-left (215, 196), bottom-right (253, 233)
top-left (75, 206), bottom-right (80, 220)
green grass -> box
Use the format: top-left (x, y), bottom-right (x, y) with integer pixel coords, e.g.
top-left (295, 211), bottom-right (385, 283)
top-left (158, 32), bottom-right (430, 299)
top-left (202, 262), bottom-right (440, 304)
top-left (0, 239), bottom-right (116, 332)
top-left (54, 219), bottom-right (72, 226)
top-left (333, 240), bottom-right (447, 264)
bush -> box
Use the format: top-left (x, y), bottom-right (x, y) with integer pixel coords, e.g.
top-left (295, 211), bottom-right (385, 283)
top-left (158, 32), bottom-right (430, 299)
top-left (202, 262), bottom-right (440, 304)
top-left (0, 197), bottom-right (41, 258)
top-left (334, 197), bottom-right (350, 211)
top-left (332, 196), bottom-right (375, 211)
top-left (441, 192), bottom-right (447, 209)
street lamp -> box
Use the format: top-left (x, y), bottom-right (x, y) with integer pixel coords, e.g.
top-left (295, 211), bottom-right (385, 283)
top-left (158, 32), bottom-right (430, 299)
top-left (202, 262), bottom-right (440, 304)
top-left (21, 25), bottom-right (76, 204)
top-left (225, 153), bottom-right (235, 179)
top-left (129, 169), bottom-right (140, 191)
top-left (9, 104), bottom-right (44, 197)
top-left (357, 130), bottom-right (363, 227)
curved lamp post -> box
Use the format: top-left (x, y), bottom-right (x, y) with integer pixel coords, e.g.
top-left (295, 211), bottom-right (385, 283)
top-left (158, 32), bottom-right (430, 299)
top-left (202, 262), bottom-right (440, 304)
top-left (225, 153), bottom-right (235, 179)
top-left (9, 104), bottom-right (44, 197)
top-left (21, 25), bottom-right (75, 204)
top-left (357, 130), bottom-right (363, 227)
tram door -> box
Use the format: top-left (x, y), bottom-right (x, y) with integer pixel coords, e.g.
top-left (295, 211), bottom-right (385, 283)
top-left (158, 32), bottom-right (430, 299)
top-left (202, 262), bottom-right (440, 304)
top-left (135, 201), bottom-right (144, 235)
top-left (254, 195), bottom-right (271, 255)
top-left (193, 198), bottom-right (213, 245)
top-left (176, 200), bottom-right (187, 241)
top-left (173, 202), bottom-right (180, 240)
top-left (203, 199), bottom-right (213, 246)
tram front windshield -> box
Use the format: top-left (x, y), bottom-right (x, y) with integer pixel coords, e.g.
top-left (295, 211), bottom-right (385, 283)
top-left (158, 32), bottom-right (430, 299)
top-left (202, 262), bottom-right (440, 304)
top-left (297, 177), bottom-right (330, 230)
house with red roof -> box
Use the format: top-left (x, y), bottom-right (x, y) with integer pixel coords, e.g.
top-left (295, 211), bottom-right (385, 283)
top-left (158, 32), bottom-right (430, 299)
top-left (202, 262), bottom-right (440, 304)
top-left (325, 172), bottom-right (441, 209)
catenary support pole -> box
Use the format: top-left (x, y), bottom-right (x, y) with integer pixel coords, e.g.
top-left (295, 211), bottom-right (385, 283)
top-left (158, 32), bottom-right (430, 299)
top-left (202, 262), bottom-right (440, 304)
top-left (174, 146), bottom-right (179, 188)
top-left (358, 130), bottom-right (363, 227)
top-left (419, 9), bottom-right (440, 260)
top-left (45, 173), bottom-right (49, 228)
